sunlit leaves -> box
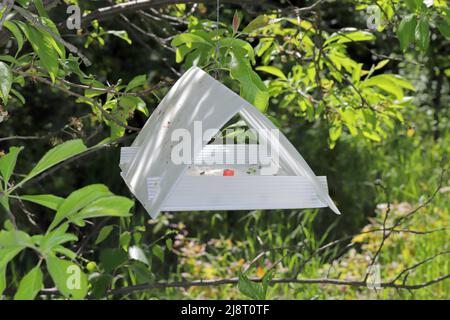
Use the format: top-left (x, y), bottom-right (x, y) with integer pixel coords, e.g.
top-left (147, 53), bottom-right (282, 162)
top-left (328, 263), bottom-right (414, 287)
top-left (325, 28), bottom-right (375, 46)
top-left (256, 66), bottom-right (287, 80)
top-left (152, 244), bottom-right (164, 263)
top-left (0, 146), bottom-right (23, 187)
top-left (126, 75), bottom-right (147, 92)
top-left (437, 19), bottom-right (450, 38)
top-left (404, 0), bottom-right (424, 12)
top-left (46, 255), bottom-right (88, 299)
top-left (172, 33), bottom-right (212, 48)
top-left (0, 229), bottom-right (33, 296)
top-left (18, 23), bottom-right (59, 82)
top-left (3, 21), bottom-right (24, 53)
top-left (106, 30), bottom-right (132, 45)
top-left (397, 14), bottom-right (417, 51)
top-left (129, 245), bottom-right (150, 266)
top-left (0, 247), bottom-right (24, 295)
top-left (95, 225), bottom-right (114, 245)
top-left (24, 139), bottom-right (87, 184)
top-left (218, 37), bottom-right (256, 64)
top-left (14, 265), bottom-right (43, 300)
top-left (0, 229), bottom-right (33, 249)
top-left (39, 224), bottom-right (78, 253)
top-left (230, 50), bottom-right (269, 112)
top-left (20, 194), bottom-right (63, 211)
top-left (242, 15), bottom-right (271, 33)
top-left (363, 74), bottom-right (415, 100)
top-left (415, 17), bottom-right (430, 50)
top-left (72, 196), bottom-right (133, 221)
top-left (48, 184), bottom-right (112, 231)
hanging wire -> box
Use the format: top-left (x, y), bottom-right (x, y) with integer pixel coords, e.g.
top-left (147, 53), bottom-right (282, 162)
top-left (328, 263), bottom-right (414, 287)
top-left (214, 0), bottom-right (221, 79)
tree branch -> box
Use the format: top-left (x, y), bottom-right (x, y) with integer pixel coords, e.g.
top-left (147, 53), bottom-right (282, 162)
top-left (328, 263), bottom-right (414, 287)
top-left (75, 0), bottom-right (261, 29)
top-left (16, 71), bottom-right (141, 132)
top-left (108, 273), bottom-right (450, 296)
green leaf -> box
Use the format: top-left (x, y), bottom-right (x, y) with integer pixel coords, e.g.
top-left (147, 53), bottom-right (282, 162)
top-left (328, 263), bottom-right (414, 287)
top-left (20, 24), bottom-right (59, 82)
top-left (230, 50), bottom-right (269, 112)
top-left (46, 256), bottom-right (88, 300)
top-left (0, 246), bottom-right (24, 295)
top-left (0, 229), bottom-right (33, 249)
top-left (24, 139), bottom-right (87, 184)
top-left (20, 194), bottom-right (63, 210)
top-left (369, 74), bottom-right (415, 91)
top-left (106, 30), bottom-right (132, 45)
top-left (11, 88), bottom-right (26, 104)
top-left (415, 17), bottom-right (430, 51)
top-left (329, 122), bottom-right (342, 143)
top-left (362, 129), bottom-right (381, 142)
top-left (90, 274), bottom-right (112, 299)
top-left (237, 270), bottom-right (265, 300)
top-left (125, 75), bottom-right (147, 92)
top-left (14, 265), bottom-right (43, 300)
top-left (49, 184), bottom-right (112, 231)
top-left (0, 247), bottom-right (24, 266)
top-left (95, 225), bottom-right (114, 245)
top-left (397, 14), bottom-right (417, 51)
top-left (34, 0), bottom-right (49, 18)
top-left (119, 231), bottom-right (131, 251)
top-left (39, 16), bottom-right (66, 60)
top-left (256, 66), bottom-right (287, 80)
top-left (4, 21), bottom-right (24, 53)
top-left (171, 33), bottom-right (212, 48)
top-left (72, 196), bottom-right (133, 221)
top-left (0, 266), bottom-right (6, 296)
top-left (242, 15), bottom-right (271, 33)
top-left (325, 29), bottom-right (375, 46)
top-left (261, 269), bottom-right (274, 295)
top-left (152, 244), bottom-right (164, 263)
top-left (363, 74), bottom-right (414, 99)
top-left (99, 248), bottom-right (128, 272)
top-left (0, 55), bottom-right (19, 64)
top-left (39, 224), bottom-right (78, 252)
top-left (0, 61), bottom-right (13, 104)
top-left (53, 246), bottom-right (77, 260)
top-left (129, 245), bottom-right (149, 266)
top-left (437, 20), bottom-right (450, 38)
top-left (218, 38), bottom-right (255, 64)
top-left (0, 146), bottom-right (23, 186)
top-left (404, 0), bottom-right (423, 12)
top-left (374, 59), bottom-right (390, 71)
top-left (119, 95), bottom-right (148, 117)
top-left (165, 238), bottom-right (173, 251)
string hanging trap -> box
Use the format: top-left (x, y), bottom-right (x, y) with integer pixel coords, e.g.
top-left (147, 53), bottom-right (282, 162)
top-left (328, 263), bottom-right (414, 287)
top-left (119, 0), bottom-right (339, 218)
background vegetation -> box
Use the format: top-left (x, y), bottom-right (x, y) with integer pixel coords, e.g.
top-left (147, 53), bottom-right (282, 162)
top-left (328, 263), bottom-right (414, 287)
top-left (0, 0), bottom-right (448, 300)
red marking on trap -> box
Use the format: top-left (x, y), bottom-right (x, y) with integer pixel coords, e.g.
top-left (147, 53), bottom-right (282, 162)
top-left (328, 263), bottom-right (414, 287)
top-left (223, 169), bottom-right (235, 176)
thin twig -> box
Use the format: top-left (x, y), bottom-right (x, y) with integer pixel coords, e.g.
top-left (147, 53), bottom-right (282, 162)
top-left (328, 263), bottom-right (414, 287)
top-left (16, 71), bottom-right (141, 132)
top-left (108, 273), bottom-right (450, 296)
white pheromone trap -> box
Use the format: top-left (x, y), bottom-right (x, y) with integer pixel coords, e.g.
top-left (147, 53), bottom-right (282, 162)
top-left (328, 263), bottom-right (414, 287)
top-left (119, 67), bottom-right (340, 218)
